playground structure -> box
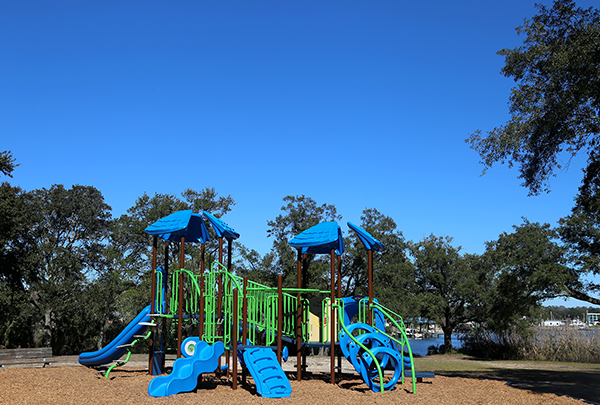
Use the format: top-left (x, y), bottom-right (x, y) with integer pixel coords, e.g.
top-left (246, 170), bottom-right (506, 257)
top-left (79, 210), bottom-right (433, 397)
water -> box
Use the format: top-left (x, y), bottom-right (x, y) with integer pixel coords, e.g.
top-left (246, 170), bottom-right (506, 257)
top-left (407, 334), bottom-right (462, 357)
top-left (407, 329), bottom-right (599, 357)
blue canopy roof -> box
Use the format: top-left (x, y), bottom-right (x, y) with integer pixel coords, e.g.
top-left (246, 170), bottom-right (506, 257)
top-left (288, 222), bottom-right (345, 255)
top-left (144, 210), bottom-right (210, 243)
top-left (203, 211), bottom-right (240, 241)
top-left (347, 221), bottom-right (384, 252)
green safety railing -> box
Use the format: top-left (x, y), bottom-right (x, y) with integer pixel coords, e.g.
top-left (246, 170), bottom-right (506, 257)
top-left (166, 261), bottom-right (309, 347)
top-left (320, 296), bottom-right (417, 393)
top-left (154, 268), bottom-right (165, 315)
top-left (334, 299), bottom-right (385, 393)
top-left (103, 330), bottom-right (152, 379)
top-left (170, 268), bottom-right (204, 317)
top-left (354, 297), bottom-right (417, 393)
top-left (150, 261), bottom-right (418, 392)
top-left (321, 298), bottom-right (333, 343)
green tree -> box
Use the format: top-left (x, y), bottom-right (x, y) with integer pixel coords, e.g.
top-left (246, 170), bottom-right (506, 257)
top-left (27, 184), bottom-right (112, 354)
top-left (84, 218), bottom-right (142, 350)
top-left (342, 208), bottom-right (415, 316)
top-left (0, 283), bottom-right (37, 348)
top-left (266, 195), bottom-right (341, 289)
top-left (0, 151), bottom-right (18, 178)
top-left (411, 235), bottom-right (489, 350)
top-left (109, 188), bottom-right (237, 315)
top-left (0, 181), bottom-right (38, 348)
top-left (0, 183), bottom-right (36, 290)
top-left (234, 245), bottom-right (278, 286)
top-left (466, 0), bottom-right (600, 305)
top-left (122, 187), bottom-right (235, 265)
top-left (557, 172), bottom-right (600, 305)
top-left (467, 0), bottom-right (600, 195)
top-left (482, 220), bottom-right (574, 331)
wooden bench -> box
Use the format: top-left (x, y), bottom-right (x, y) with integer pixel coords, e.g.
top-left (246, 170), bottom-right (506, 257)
top-left (0, 347), bottom-right (53, 368)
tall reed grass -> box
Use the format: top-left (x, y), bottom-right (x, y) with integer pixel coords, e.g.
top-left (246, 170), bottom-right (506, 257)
top-left (461, 327), bottom-right (600, 363)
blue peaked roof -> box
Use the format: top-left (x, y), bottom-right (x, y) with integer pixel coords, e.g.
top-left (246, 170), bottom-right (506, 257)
top-left (202, 211), bottom-right (240, 241)
top-left (144, 210), bottom-right (210, 243)
top-left (288, 221), bottom-right (345, 255)
top-left (347, 221), bottom-right (384, 252)
top-left (144, 210), bottom-right (240, 243)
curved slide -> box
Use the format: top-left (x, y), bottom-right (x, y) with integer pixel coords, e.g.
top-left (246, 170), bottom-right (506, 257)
top-left (148, 341), bottom-right (224, 397)
top-left (338, 299), bottom-right (434, 393)
top-left (78, 305), bottom-right (152, 367)
top-left (338, 298), bottom-right (404, 393)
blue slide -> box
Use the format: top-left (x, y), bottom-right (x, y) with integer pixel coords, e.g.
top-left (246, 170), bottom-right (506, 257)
top-left (78, 305), bottom-right (152, 367)
top-left (148, 341), bottom-right (224, 397)
top-left (242, 347), bottom-right (291, 398)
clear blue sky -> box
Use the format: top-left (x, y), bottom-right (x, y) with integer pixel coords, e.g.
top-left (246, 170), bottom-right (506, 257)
top-left (2, 1), bottom-right (597, 307)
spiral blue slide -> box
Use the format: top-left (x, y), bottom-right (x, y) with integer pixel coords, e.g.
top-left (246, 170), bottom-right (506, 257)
top-left (78, 305), bottom-right (152, 367)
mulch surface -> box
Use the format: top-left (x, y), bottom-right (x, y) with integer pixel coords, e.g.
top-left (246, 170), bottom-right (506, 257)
top-left (0, 365), bottom-right (591, 405)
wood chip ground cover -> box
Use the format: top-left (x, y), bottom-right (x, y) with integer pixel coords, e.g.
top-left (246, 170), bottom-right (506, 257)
top-left (0, 365), bottom-right (590, 405)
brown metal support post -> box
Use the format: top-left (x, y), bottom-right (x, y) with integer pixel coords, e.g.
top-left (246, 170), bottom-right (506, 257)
top-left (219, 236), bottom-right (224, 265)
top-left (242, 276), bottom-right (248, 384)
top-left (330, 248), bottom-right (336, 385)
top-left (226, 239), bottom-right (233, 375)
top-left (232, 288), bottom-right (238, 390)
top-left (199, 274), bottom-right (205, 339)
top-left (368, 249), bottom-right (373, 326)
top-left (217, 237), bottom-right (224, 375)
top-left (242, 277), bottom-right (248, 344)
top-left (216, 273), bottom-right (222, 376)
top-left (151, 237), bottom-right (158, 311)
top-left (277, 274), bottom-right (283, 365)
top-left (164, 241), bottom-right (169, 297)
top-left (162, 241), bottom-right (169, 372)
top-left (199, 244), bottom-right (205, 343)
top-left (227, 239), bottom-right (232, 271)
top-left (336, 253), bottom-right (342, 374)
top-left (337, 254), bottom-right (342, 298)
top-left (177, 236), bottom-right (185, 358)
top-left (148, 236), bottom-right (158, 375)
top-left (201, 243), bottom-right (205, 273)
top-left (296, 249), bottom-right (302, 381)
top-left (302, 253), bottom-right (308, 374)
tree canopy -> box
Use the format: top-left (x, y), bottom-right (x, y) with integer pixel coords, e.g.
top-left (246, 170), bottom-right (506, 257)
top-left (482, 220), bottom-right (574, 330)
top-left (467, 0), bottom-right (600, 306)
top-left (265, 195), bottom-right (341, 289)
top-left (0, 151), bottom-right (18, 178)
top-left (410, 235), bottom-right (490, 349)
top-left (557, 176), bottom-right (600, 304)
top-left (342, 208), bottom-right (414, 315)
top-left (0, 151), bottom-right (582, 355)
top-left (467, 0), bottom-right (600, 196)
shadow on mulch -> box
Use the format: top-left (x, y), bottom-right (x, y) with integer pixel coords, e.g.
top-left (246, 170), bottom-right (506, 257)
top-left (435, 368), bottom-right (600, 404)
top-left (297, 371), bottom-right (399, 394)
top-left (103, 368), bottom-right (147, 380)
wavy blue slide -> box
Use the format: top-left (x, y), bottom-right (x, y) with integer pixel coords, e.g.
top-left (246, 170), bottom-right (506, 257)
top-left (78, 305), bottom-right (152, 367)
top-left (148, 341), bottom-right (224, 397)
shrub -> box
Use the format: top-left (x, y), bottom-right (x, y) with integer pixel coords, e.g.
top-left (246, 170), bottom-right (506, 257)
top-left (462, 327), bottom-right (600, 362)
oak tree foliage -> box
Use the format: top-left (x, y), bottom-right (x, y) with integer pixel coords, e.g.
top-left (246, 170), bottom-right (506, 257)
top-left (467, 0), bottom-right (600, 195)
